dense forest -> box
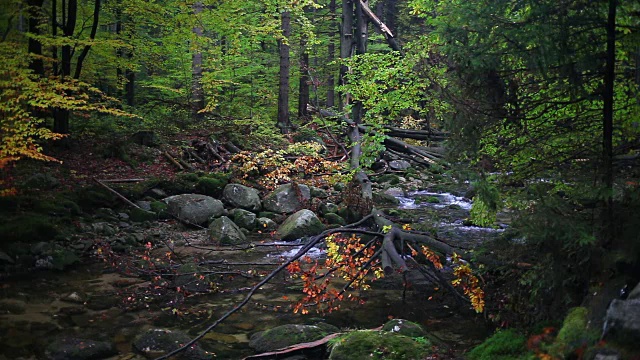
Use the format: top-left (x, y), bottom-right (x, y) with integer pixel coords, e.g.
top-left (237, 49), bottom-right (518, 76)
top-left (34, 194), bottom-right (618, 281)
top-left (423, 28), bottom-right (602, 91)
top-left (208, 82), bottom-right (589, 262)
top-left (1, 0), bottom-right (639, 359)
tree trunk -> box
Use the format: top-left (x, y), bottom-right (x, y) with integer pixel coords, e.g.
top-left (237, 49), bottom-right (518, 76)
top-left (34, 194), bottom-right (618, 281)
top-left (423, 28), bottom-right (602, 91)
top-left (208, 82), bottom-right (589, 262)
top-left (27, 0), bottom-right (45, 76)
top-left (191, 1), bottom-right (205, 120)
top-left (326, 0), bottom-right (337, 108)
top-left (298, 37), bottom-right (310, 119)
top-left (602, 0), bottom-right (616, 246)
top-left (339, 0), bottom-right (354, 110)
top-left (73, 0), bottom-right (100, 80)
top-left (277, 11), bottom-right (292, 134)
top-left (54, 0), bottom-right (77, 134)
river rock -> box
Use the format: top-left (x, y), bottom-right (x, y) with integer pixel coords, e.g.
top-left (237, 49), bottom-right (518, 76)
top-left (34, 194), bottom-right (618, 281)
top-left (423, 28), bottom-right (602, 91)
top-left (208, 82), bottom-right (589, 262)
top-left (208, 216), bottom-right (247, 245)
top-left (604, 298), bottom-right (640, 342)
top-left (249, 323), bottom-right (339, 353)
top-left (45, 337), bottom-right (116, 360)
top-left (163, 194), bottom-right (224, 225)
top-left (231, 208), bottom-right (257, 230)
top-left (389, 159), bottom-right (411, 171)
top-left (373, 192), bottom-right (400, 206)
top-left (310, 186), bottom-right (329, 198)
top-left (133, 329), bottom-right (211, 360)
top-left (263, 183), bottom-right (311, 214)
top-left (319, 202), bottom-right (339, 216)
top-left (222, 184), bottom-right (261, 211)
top-left (257, 217), bottom-right (277, 231)
top-left (276, 209), bottom-right (325, 241)
top-left (324, 213), bottom-right (346, 226)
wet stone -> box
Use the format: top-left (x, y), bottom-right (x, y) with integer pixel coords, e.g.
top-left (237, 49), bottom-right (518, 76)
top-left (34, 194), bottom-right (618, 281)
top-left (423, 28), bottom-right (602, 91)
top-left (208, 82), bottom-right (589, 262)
top-left (45, 337), bottom-right (117, 360)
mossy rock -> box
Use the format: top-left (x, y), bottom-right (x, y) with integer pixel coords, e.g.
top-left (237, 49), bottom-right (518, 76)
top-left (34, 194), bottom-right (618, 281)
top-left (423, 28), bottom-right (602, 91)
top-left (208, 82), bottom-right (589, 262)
top-left (382, 319), bottom-right (427, 338)
top-left (548, 307), bottom-right (598, 357)
top-left (0, 213), bottom-right (59, 244)
top-left (329, 330), bottom-right (430, 360)
top-left (75, 186), bottom-right (117, 210)
top-left (372, 192), bottom-right (400, 206)
top-left (32, 197), bottom-right (82, 217)
top-left (376, 174), bottom-right (401, 185)
top-left (50, 248), bottom-right (80, 270)
top-left (250, 323), bottom-right (339, 353)
top-left (467, 329), bottom-right (534, 360)
top-left (150, 201), bottom-right (169, 218)
top-left (195, 173), bottom-right (230, 197)
top-left (324, 213), bottom-right (346, 226)
top-left (415, 195), bottom-right (441, 204)
top-left (130, 207), bottom-right (157, 222)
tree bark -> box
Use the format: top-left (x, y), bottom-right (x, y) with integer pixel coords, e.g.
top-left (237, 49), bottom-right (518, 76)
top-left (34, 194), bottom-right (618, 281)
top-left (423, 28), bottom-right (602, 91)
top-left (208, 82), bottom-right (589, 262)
top-left (326, 0), bottom-right (337, 108)
top-left (602, 0), bottom-right (616, 246)
top-left (52, 0), bottom-right (77, 134)
top-left (27, 0), bottom-right (45, 76)
top-left (73, 0), bottom-right (100, 80)
top-left (339, 0), bottom-right (353, 110)
top-left (277, 11), bottom-right (293, 134)
top-left (191, 1), bottom-right (205, 120)
top-left (298, 36), bottom-right (310, 119)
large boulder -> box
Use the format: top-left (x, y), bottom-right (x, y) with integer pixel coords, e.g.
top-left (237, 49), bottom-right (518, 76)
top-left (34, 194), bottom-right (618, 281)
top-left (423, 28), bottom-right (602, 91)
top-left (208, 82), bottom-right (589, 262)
top-left (604, 299), bottom-right (640, 342)
top-left (276, 209), bottom-right (325, 241)
top-left (208, 216), bottom-right (247, 245)
top-left (263, 183), bottom-right (311, 214)
top-left (163, 194), bottom-right (224, 225)
top-left (249, 323), bottom-right (339, 353)
top-left (222, 184), bottom-right (261, 211)
top-left (133, 329), bottom-right (211, 360)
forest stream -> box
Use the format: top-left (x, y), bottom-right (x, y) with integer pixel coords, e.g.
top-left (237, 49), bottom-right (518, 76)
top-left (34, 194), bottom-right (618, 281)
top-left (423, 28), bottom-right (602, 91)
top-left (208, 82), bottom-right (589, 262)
top-left (0, 187), bottom-right (503, 360)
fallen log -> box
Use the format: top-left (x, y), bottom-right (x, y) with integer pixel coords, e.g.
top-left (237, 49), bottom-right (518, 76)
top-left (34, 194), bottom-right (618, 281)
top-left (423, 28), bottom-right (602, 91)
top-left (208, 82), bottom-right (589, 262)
top-left (308, 106), bottom-right (446, 166)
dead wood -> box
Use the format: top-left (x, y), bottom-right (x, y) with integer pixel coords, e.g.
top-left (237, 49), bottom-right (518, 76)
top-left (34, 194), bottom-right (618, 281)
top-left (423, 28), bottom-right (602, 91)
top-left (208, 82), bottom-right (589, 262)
top-left (93, 178), bottom-right (141, 209)
top-left (163, 151), bottom-right (184, 170)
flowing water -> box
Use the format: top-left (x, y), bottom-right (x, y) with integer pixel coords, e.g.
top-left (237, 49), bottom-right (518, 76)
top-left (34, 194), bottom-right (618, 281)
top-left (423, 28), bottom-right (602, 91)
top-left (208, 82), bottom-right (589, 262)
top-left (0, 190), bottom-right (502, 359)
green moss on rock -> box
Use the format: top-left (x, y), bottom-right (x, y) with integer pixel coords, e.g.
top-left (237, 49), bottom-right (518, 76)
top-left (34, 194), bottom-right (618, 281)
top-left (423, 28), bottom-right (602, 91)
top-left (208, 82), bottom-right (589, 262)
top-left (329, 330), bottom-right (430, 360)
top-left (249, 323), bottom-right (339, 352)
top-left (382, 319), bottom-right (427, 338)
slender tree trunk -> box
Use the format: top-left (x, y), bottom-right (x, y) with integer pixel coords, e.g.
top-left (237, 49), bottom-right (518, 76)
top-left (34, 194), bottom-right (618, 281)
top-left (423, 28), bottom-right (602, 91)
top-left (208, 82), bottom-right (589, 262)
top-left (53, 0), bottom-right (77, 134)
top-left (191, 1), bottom-right (205, 120)
top-left (385, 0), bottom-right (396, 37)
top-left (115, 1), bottom-right (134, 106)
top-left (602, 0), bottom-right (616, 245)
top-left (326, 0), bottom-right (337, 108)
top-left (349, 0), bottom-right (368, 169)
top-left (298, 37), bottom-right (310, 119)
top-left (277, 11), bottom-right (293, 134)
top-left (27, 0), bottom-right (45, 76)
top-left (73, 0), bottom-right (100, 79)
top-left (339, 0), bottom-right (354, 110)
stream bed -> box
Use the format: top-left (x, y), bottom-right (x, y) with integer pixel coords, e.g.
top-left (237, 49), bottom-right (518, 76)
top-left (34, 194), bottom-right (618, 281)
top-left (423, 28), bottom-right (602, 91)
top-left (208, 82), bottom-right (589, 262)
top-left (0, 190), bottom-right (501, 360)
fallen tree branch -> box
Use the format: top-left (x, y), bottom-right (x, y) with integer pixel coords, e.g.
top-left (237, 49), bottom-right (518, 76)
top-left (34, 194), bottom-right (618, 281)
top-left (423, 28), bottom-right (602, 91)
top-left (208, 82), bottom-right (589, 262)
top-left (93, 178), bottom-right (141, 209)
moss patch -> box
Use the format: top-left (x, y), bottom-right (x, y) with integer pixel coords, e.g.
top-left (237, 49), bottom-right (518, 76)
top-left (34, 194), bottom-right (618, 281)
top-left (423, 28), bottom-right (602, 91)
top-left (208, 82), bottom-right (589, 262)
top-left (329, 330), bottom-right (431, 360)
top-left (467, 329), bottom-right (534, 360)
